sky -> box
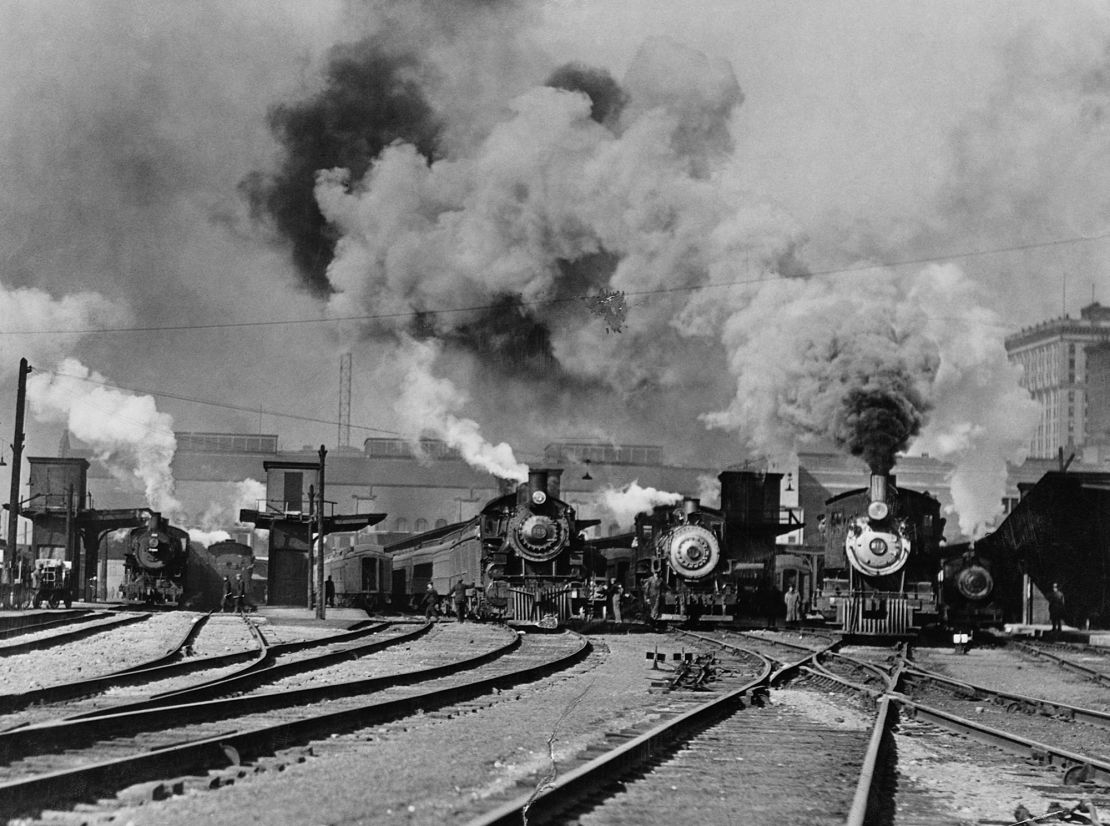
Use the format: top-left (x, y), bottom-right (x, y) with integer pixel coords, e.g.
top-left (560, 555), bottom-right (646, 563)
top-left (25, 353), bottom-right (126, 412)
top-left (2, 0), bottom-right (1109, 535)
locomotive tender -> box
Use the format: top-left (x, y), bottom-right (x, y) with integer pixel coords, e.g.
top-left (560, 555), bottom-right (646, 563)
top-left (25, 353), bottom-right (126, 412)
top-left (816, 472), bottom-right (946, 635)
top-left (386, 468), bottom-right (601, 622)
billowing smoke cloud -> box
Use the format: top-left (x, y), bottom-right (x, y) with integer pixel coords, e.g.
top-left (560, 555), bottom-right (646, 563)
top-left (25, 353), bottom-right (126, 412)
top-left (242, 35), bottom-right (443, 297)
top-left (599, 481), bottom-right (683, 529)
top-left (27, 358), bottom-right (180, 512)
top-left (545, 63), bottom-right (627, 127)
top-left (392, 337), bottom-right (528, 482)
top-left (701, 273), bottom-right (940, 475)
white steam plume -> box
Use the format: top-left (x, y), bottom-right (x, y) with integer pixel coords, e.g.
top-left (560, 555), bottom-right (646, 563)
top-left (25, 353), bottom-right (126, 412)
top-left (909, 265), bottom-right (1041, 537)
top-left (392, 337), bottom-right (528, 482)
top-left (0, 282), bottom-right (128, 381)
top-left (188, 478), bottom-right (267, 533)
top-left (27, 358), bottom-right (180, 512)
top-left (599, 481), bottom-right (683, 530)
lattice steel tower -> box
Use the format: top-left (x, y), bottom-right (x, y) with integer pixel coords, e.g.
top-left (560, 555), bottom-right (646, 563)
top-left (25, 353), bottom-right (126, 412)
top-left (338, 352), bottom-right (352, 448)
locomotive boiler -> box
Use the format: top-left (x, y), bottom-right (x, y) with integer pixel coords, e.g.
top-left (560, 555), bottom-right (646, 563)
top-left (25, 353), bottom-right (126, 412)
top-left (816, 473), bottom-right (945, 635)
top-left (386, 468), bottom-right (601, 623)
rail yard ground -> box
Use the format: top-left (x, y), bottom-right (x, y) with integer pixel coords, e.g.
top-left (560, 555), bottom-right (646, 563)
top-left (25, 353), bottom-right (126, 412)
top-left (0, 607), bottom-right (1107, 825)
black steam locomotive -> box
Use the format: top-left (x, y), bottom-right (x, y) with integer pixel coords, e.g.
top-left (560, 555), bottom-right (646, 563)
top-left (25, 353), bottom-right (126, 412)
top-left (815, 473), bottom-right (946, 635)
top-left (602, 470), bottom-right (802, 623)
top-left (386, 468), bottom-right (602, 623)
top-left (110, 513), bottom-right (189, 605)
top-left (944, 471), bottom-right (1110, 631)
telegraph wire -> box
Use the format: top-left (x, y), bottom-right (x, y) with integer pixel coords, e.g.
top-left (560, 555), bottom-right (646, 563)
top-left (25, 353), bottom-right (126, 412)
top-left (3, 229), bottom-right (1109, 336)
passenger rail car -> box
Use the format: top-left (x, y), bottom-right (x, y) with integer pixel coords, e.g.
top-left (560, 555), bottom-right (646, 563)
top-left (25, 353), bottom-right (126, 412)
top-left (605, 470), bottom-right (802, 623)
top-left (815, 473), bottom-right (945, 636)
top-left (386, 468), bottom-right (601, 623)
top-left (324, 543), bottom-right (392, 612)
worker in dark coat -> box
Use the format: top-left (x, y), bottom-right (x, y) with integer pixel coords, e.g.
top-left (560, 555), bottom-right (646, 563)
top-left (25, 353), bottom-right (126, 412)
top-left (451, 579), bottom-right (468, 622)
top-left (1048, 582), bottom-right (1066, 635)
top-left (222, 577), bottom-right (234, 613)
top-left (234, 574), bottom-right (248, 614)
top-left (325, 575), bottom-right (336, 608)
top-left (422, 583), bottom-right (440, 621)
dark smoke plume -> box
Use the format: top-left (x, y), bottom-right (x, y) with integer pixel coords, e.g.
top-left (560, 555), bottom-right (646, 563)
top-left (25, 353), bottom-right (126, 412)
top-left (545, 63), bottom-right (627, 127)
top-left (242, 36), bottom-right (442, 296)
top-left (836, 382), bottom-right (929, 475)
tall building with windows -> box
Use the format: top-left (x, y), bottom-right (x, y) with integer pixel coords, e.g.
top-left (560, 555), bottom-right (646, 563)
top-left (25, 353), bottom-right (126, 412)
top-left (1005, 302), bottom-right (1110, 459)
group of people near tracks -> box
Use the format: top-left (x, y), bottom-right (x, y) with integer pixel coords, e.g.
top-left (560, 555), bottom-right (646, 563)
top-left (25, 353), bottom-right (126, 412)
top-left (220, 574), bottom-right (250, 614)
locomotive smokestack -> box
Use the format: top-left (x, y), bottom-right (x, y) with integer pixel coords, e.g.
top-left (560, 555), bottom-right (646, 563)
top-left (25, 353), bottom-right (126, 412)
top-left (546, 469), bottom-right (563, 500)
top-left (869, 474), bottom-right (888, 505)
top-left (683, 497), bottom-right (700, 515)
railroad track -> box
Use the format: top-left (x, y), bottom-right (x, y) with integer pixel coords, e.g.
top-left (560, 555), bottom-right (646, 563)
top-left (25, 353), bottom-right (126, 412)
top-left (0, 611), bottom-right (152, 656)
top-left (0, 624), bottom-right (587, 821)
top-left (1013, 639), bottom-right (1110, 687)
top-left (465, 629), bottom-right (900, 825)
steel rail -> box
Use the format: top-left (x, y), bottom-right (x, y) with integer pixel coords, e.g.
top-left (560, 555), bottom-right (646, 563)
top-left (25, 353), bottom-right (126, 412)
top-left (0, 614), bottom-right (225, 715)
top-left (846, 695), bottom-right (898, 826)
top-left (0, 613), bottom-right (150, 657)
top-left (0, 610), bottom-right (95, 640)
top-left (899, 663), bottom-right (1110, 729)
top-left (0, 623), bottom-right (500, 764)
top-left (0, 631), bottom-right (590, 819)
top-left (892, 695), bottom-right (1110, 785)
top-left (1013, 641), bottom-right (1110, 686)
top-left (63, 621), bottom-right (423, 719)
top-left (465, 641), bottom-right (847, 826)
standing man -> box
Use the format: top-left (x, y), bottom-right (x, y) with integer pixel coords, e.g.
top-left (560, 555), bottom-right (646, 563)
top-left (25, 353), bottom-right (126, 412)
top-left (609, 578), bottom-right (623, 624)
top-left (221, 577), bottom-right (233, 613)
top-left (1048, 582), bottom-right (1066, 635)
top-left (784, 585), bottom-right (801, 626)
top-left (451, 579), bottom-right (468, 623)
top-left (643, 571), bottom-right (663, 622)
top-left (234, 573), bottom-right (247, 614)
top-left (422, 582), bottom-right (440, 621)
top-left (324, 575), bottom-right (336, 608)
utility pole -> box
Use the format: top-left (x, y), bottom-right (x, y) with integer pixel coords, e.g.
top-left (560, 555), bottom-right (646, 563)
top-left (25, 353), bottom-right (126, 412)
top-left (317, 444), bottom-right (327, 620)
top-left (5, 358), bottom-right (31, 592)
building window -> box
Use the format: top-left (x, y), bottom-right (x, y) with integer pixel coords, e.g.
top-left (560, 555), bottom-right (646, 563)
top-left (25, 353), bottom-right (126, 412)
top-left (434, 519), bottom-right (448, 529)
top-left (395, 517), bottom-right (408, 532)
top-left (415, 518), bottom-right (428, 532)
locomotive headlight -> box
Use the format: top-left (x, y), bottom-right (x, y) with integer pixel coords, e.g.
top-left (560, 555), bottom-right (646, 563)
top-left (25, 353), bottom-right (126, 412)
top-left (531, 491), bottom-right (547, 506)
top-left (868, 537), bottom-right (888, 556)
top-left (148, 536), bottom-right (161, 549)
top-left (867, 501), bottom-right (889, 521)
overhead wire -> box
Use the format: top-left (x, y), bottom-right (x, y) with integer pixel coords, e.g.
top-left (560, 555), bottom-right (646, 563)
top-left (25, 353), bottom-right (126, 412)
top-left (1, 229), bottom-right (1108, 337)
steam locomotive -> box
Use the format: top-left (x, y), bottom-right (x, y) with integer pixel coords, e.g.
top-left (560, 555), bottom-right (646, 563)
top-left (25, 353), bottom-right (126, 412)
top-left (942, 471), bottom-right (1110, 631)
top-left (108, 513), bottom-right (190, 605)
top-left (601, 470), bottom-right (802, 623)
top-left (815, 472), bottom-right (946, 635)
top-left (385, 468), bottom-right (602, 622)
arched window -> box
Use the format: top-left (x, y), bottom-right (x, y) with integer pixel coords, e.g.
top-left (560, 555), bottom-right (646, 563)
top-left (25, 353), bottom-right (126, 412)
top-left (415, 518), bottom-right (428, 532)
top-left (395, 517), bottom-right (408, 532)
top-left (434, 519), bottom-right (448, 528)
top-left (608, 523), bottom-right (620, 536)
